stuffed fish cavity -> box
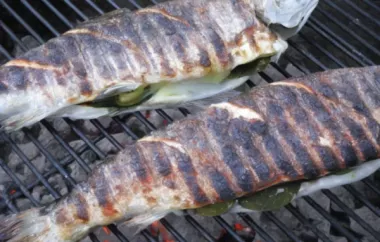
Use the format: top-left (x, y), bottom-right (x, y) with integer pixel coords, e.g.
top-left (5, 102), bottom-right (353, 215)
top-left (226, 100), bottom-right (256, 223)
top-left (0, 0), bottom-right (320, 132)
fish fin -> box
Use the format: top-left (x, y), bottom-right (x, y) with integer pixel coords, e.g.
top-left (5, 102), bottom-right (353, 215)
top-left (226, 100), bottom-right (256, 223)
top-left (0, 208), bottom-right (58, 242)
top-left (50, 105), bottom-right (117, 120)
top-left (121, 210), bottom-right (171, 235)
top-left (296, 158), bottom-right (380, 199)
top-left (95, 83), bottom-right (141, 101)
top-left (0, 111), bottom-right (50, 132)
top-left (180, 89), bottom-right (242, 112)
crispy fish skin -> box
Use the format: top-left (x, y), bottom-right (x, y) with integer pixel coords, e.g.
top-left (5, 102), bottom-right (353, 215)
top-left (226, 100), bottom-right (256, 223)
top-left (0, 0), bottom-right (284, 131)
top-left (1, 66), bottom-right (380, 242)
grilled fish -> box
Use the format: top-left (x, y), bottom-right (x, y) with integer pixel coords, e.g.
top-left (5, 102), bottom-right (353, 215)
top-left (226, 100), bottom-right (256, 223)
top-left (1, 65), bottom-right (380, 242)
top-left (0, 0), bottom-right (320, 132)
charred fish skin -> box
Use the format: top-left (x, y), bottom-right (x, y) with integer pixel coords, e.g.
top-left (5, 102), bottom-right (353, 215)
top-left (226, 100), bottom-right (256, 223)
top-left (0, 0), bottom-right (285, 132)
top-left (1, 66), bottom-right (379, 242)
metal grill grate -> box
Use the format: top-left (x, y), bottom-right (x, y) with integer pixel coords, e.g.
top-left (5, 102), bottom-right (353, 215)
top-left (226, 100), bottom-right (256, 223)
top-left (0, 0), bottom-right (379, 241)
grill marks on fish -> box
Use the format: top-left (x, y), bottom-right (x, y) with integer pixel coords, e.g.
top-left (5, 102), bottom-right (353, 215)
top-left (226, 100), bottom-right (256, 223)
top-left (206, 107), bottom-right (255, 193)
top-left (23, 67), bottom-right (380, 240)
top-left (72, 192), bottom-right (90, 222)
top-left (136, 8), bottom-right (191, 27)
top-left (266, 102), bottom-right (318, 178)
top-left (90, 166), bottom-right (119, 218)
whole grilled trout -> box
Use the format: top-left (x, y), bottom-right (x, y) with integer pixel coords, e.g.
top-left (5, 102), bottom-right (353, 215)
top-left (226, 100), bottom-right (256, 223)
top-left (0, 0), bottom-right (311, 132)
top-left (2, 66), bottom-right (379, 242)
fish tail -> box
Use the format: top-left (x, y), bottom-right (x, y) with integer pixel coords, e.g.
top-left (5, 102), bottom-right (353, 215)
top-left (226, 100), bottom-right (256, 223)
top-left (0, 208), bottom-right (57, 242)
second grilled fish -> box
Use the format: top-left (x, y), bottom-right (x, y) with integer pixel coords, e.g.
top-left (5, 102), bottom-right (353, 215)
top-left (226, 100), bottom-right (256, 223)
top-left (0, 0), bottom-right (321, 132)
top-left (1, 65), bottom-right (379, 242)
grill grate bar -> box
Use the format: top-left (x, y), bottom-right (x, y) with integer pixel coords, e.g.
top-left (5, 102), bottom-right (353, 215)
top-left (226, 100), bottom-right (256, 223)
top-left (184, 215), bottom-right (216, 242)
top-left (322, 189), bottom-right (380, 240)
top-left (285, 204), bottom-right (333, 242)
top-left (0, 158), bottom-right (41, 207)
top-left (90, 119), bottom-right (124, 150)
top-left (303, 196), bottom-right (360, 242)
top-left (262, 212), bottom-right (302, 242)
top-left (0, 134), bottom-right (107, 211)
top-left (1, 132), bottom-right (61, 199)
top-left (322, 0), bottom-right (380, 42)
top-left (214, 216), bottom-right (245, 242)
top-left (141, 230), bottom-right (158, 242)
top-left (0, 44), bottom-right (12, 61)
top-left (0, 20), bottom-right (28, 52)
top-left (306, 20), bottom-right (369, 66)
top-left (1, 190), bottom-right (18, 213)
top-left (315, 8), bottom-right (380, 56)
top-left (64, 119), bottom-right (107, 159)
top-left (362, 0), bottom-right (380, 12)
top-left (344, 185), bottom-right (380, 217)
top-left (23, 128), bottom-right (77, 186)
top-left (40, 0), bottom-right (74, 29)
top-left (287, 40), bottom-right (328, 70)
top-left (362, 179), bottom-right (380, 196)
top-left (63, 0), bottom-right (89, 21)
top-left (0, 0), bottom-right (379, 241)
top-left (160, 218), bottom-right (187, 242)
top-left (21, 0), bottom-right (60, 37)
top-left (0, 0), bottom-right (44, 43)
top-left (343, 0), bottom-right (380, 27)
top-left (238, 213), bottom-right (276, 242)
top-left (106, 0), bottom-right (121, 10)
top-left (128, 0), bottom-right (143, 9)
top-left (297, 32), bottom-right (345, 68)
top-left (85, 0), bottom-right (105, 15)
top-left (41, 120), bottom-right (92, 174)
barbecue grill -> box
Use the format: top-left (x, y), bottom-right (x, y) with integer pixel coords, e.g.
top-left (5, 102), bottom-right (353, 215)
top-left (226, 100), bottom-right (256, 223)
top-left (0, 0), bottom-right (379, 241)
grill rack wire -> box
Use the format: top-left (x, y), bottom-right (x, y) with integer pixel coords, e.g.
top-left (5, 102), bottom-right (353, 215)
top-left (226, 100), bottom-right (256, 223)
top-left (0, 0), bottom-right (379, 241)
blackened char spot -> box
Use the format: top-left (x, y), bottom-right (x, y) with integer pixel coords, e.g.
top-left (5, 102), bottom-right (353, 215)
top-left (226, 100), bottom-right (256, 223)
top-left (55, 208), bottom-right (69, 224)
top-left (44, 42), bottom-right (66, 66)
top-left (74, 67), bottom-right (87, 79)
top-left (173, 148), bottom-right (209, 205)
top-left (301, 93), bottom-right (330, 122)
top-left (229, 119), bottom-right (270, 181)
top-left (129, 146), bottom-right (147, 181)
top-left (173, 38), bottom-right (187, 60)
top-left (139, 14), bottom-right (175, 77)
top-left (6, 66), bottom-right (27, 90)
top-left (73, 193), bottom-right (89, 222)
top-left (338, 140), bottom-right (358, 168)
top-left (208, 29), bottom-right (230, 66)
top-left (263, 135), bottom-right (299, 178)
top-left (341, 116), bottom-right (378, 161)
top-left (318, 83), bottom-right (337, 99)
top-left (199, 48), bottom-right (211, 67)
top-left (273, 87), bottom-right (298, 105)
top-left (209, 169), bottom-right (236, 201)
top-left (152, 12), bottom-right (178, 35)
top-left (0, 81), bottom-right (8, 93)
top-left (148, 142), bottom-right (172, 176)
top-left (33, 69), bottom-right (47, 87)
top-left (80, 80), bottom-right (92, 96)
top-left (92, 166), bottom-right (111, 207)
top-left (208, 111), bottom-right (256, 191)
top-left (271, 105), bottom-right (319, 178)
top-left (221, 145), bottom-right (253, 192)
top-left (315, 147), bottom-right (340, 171)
